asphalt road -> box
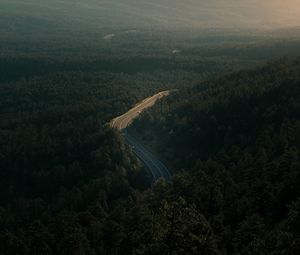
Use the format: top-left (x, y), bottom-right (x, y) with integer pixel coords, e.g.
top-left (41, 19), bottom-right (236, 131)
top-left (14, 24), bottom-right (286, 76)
top-left (110, 90), bottom-right (170, 130)
top-left (110, 90), bottom-right (172, 183)
top-left (124, 130), bottom-right (172, 182)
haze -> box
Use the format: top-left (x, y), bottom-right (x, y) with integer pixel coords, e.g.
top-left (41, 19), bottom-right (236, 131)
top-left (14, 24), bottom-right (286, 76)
top-left (1, 0), bottom-right (300, 33)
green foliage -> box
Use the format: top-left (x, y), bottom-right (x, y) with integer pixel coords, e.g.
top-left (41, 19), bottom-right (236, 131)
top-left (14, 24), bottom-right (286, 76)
top-left (131, 58), bottom-right (300, 254)
top-left (1, 26), bottom-right (300, 254)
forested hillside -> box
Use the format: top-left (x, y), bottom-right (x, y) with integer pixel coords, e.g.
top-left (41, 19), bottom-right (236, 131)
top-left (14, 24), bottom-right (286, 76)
top-left (0, 71), bottom-right (155, 252)
top-left (1, 4), bottom-right (300, 250)
top-left (1, 50), bottom-right (299, 253)
top-left (1, 0), bottom-right (300, 253)
top-left (131, 58), bottom-right (300, 254)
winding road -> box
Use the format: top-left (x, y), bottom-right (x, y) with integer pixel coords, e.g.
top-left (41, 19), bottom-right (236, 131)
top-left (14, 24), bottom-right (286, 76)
top-left (110, 91), bottom-right (170, 130)
top-left (110, 91), bottom-right (172, 183)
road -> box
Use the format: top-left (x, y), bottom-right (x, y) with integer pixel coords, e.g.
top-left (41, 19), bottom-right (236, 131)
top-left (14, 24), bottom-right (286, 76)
top-left (110, 90), bottom-right (170, 130)
top-left (110, 90), bottom-right (172, 183)
top-left (124, 130), bottom-right (172, 182)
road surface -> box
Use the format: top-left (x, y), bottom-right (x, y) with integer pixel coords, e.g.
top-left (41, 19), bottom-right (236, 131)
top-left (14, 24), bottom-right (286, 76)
top-left (110, 90), bottom-right (170, 130)
top-left (110, 90), bottom-right (172, 183)
top-left (124, 130), bottom-right (172, 182)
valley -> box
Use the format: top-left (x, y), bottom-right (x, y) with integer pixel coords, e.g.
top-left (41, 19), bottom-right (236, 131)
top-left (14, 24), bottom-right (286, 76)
top-left (0, 1), bottom-right (300, 254)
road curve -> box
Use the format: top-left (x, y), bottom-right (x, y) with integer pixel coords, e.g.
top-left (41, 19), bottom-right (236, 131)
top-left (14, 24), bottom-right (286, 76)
top-left (124, 130), bottom-right (172, 182)
top-left (110, 90), bottom-right (170, 130)
top-left (110, 90), bottom-right (172, 183)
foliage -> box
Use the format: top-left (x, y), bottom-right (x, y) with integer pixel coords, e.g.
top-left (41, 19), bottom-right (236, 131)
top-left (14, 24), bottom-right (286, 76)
top-left (1, 27), bottom-right (300, 254)
top-left (131, 58), bottom-right (300, 254)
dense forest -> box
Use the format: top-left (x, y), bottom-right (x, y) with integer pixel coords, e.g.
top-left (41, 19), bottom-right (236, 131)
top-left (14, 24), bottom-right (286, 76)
top-left (131, 58), bottom-right (300, 254)
top-left (1, 22), bottom-right (300, 254)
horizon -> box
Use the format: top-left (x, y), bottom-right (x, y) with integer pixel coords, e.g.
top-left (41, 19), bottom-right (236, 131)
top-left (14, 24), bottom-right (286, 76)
top-left (1, 0), bottom-right (300, 34)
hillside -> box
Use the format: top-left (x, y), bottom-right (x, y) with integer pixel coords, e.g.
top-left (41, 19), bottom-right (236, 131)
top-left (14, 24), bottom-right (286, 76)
top-left (131, 58), bottom-right (300, 253)
top-left (1, 1), bottom-right (300, 253)
top-left (1, 53), bottom-right (299, 253)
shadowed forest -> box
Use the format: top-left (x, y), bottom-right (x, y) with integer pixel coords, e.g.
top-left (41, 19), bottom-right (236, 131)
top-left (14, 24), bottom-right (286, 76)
top-left (1, 1), bottom-right (300, 254)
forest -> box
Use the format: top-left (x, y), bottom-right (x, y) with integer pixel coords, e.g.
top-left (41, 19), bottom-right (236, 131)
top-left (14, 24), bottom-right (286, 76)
top-left (1, 22), bottom-right (300, 254)
top-left (131, 58), bottom-right (300, 254)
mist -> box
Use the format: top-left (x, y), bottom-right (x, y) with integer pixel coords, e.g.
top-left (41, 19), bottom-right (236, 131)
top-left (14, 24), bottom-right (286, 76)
top-left (1, 0), bottom-right (300, 34)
